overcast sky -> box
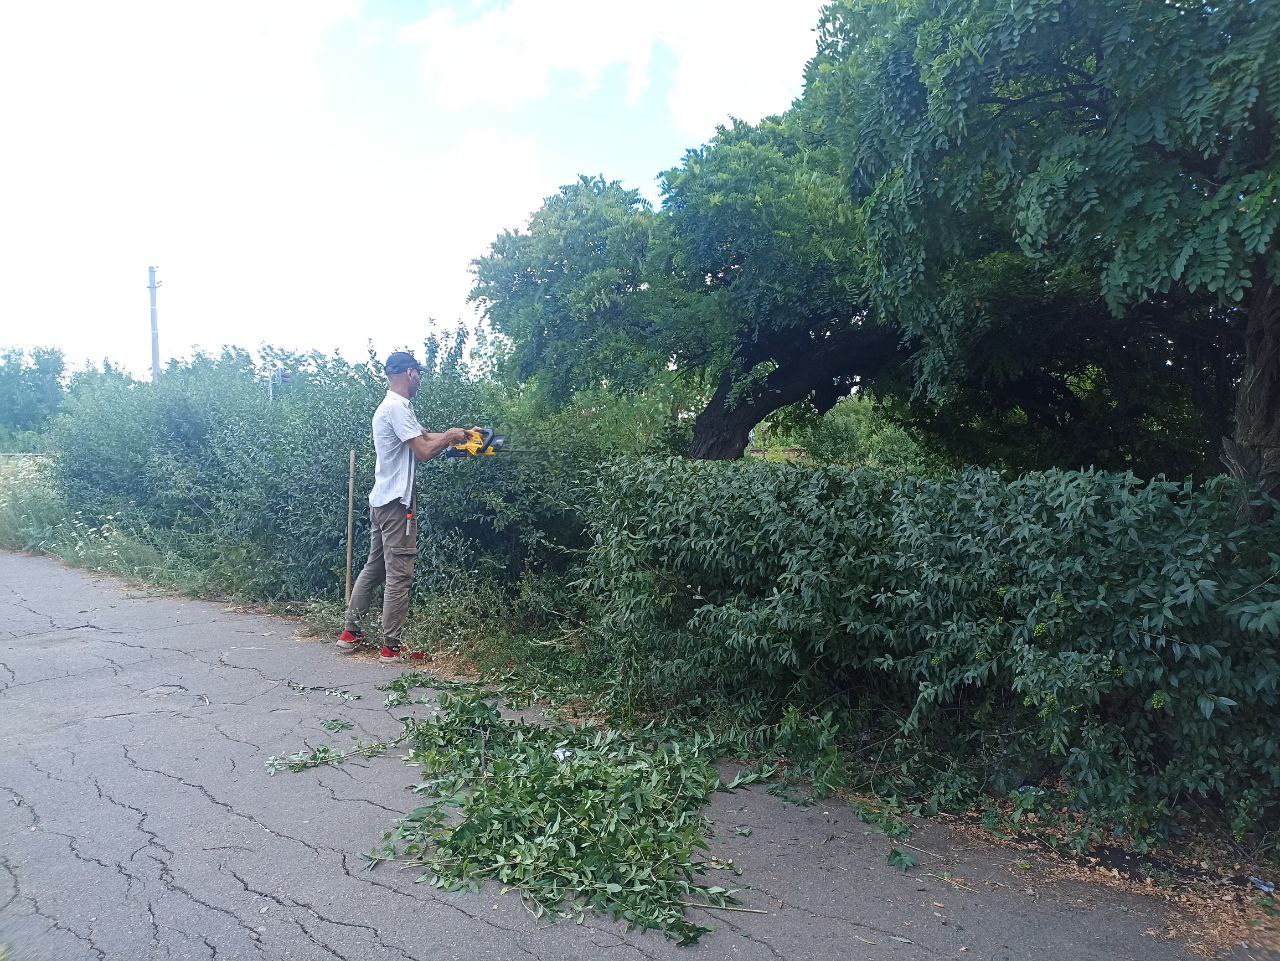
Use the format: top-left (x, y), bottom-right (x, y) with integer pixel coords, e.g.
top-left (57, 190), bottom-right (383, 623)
top-left (0, 0), bottom-right (825, 375)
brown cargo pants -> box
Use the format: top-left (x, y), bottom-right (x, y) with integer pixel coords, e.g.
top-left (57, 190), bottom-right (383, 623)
top-left (343, 497), bottom-right (418, 649)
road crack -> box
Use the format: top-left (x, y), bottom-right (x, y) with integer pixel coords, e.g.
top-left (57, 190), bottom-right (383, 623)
top-left (746, 880), bottom-right (947, 957)
top-left (225, 868), bottom-right (425, 961)
top-left (118, 744), bottom-right (329, 857)
top-left (0, 853), bottom-right (107, 960)
top-left (335, 851), bottom-right (537, 954)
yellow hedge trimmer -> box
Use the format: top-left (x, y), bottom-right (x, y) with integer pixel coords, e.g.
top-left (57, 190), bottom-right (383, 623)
top-left (443, 427), bottom-right (507, 459)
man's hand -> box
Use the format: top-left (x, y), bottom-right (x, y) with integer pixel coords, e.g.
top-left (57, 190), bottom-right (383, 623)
top-left (410, 426), bottom-right (472, 461)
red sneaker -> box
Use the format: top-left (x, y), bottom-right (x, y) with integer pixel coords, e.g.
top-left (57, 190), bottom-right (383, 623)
top-left (336, 629), bottom-right (363, 652)
top-left (380, 647), bottom-right (428, 663)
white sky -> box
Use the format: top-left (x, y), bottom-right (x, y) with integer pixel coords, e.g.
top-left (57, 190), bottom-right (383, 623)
top-left (0, 1), bottom-right (825, 375)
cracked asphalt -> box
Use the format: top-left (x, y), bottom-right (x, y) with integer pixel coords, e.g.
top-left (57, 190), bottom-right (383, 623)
top-left (0, 551), bottom-right (1253, 961)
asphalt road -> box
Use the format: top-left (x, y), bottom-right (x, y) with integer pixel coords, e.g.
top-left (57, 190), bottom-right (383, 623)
top-left (0, 551), bottom-right (1250, 961)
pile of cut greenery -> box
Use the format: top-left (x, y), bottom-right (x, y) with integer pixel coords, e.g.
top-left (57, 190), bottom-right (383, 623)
top-left (270, 677), bottom-right (773, 944)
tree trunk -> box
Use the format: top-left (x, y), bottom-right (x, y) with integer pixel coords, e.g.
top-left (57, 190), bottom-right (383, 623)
top-left (689, 370), bottom-right (767, 459)
top-left (1222, 267), bottom-right (1280, 522)
top-left (689, 325), bottom-right (901, 460)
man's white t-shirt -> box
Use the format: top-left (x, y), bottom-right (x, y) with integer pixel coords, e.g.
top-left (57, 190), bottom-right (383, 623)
top-left (368, 391), bottom-right (424, 508)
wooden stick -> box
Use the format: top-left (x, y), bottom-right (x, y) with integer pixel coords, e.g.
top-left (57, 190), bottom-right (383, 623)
top-left (929, 872), bottom-right (977, 893)
top-left (345, 449), bottom-right (356, 605)
top-left (904, 841), bottom-right (943, 861)
top-left (678, 902), bottom-right (768, 915)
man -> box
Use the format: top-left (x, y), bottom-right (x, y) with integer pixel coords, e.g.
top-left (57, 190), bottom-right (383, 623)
top-left (337, 351), bottom-right (470, 663)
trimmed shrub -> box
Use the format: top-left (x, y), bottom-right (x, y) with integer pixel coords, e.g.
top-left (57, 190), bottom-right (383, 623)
top-left (584, 458), bottom-right (1280, 839)
top-left (48, 349), bottom-right (586, 601)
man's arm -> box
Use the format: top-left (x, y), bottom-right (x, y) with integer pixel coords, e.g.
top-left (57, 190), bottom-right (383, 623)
top-left (408, 428), bottom-right (469, 462)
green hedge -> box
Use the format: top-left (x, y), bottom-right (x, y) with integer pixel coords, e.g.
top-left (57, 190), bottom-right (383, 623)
top-left (49, 350), bottom-right (585, 601)
top-left (38, 356), bottom-right (1280, 843)
top-left (584, 458), bottom-right (1280, 839)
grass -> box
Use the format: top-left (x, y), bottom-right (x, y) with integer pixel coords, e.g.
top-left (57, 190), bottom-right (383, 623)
top-left (0, 456), bottom-right (60, 552)
top-left (0, 455), bottom-right (205, 592)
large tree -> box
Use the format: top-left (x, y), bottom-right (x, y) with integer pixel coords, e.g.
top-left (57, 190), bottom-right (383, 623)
top-left (662, 118), bottom-right (903, 457)
top-left (808, 0), bottom-right (1280, 512)
top-left (473, 0), bottom-right (1274, 481)
top-left (472, 122), bottom-right (905, 459)
top-left (471, 177), bottom-right (694, 400)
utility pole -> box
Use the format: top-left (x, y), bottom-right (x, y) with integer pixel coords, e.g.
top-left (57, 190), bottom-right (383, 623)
top-left (148, 265), bottom-right (161, 383)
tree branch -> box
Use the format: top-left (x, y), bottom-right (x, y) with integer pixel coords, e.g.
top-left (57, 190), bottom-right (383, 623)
top-left (979, 84), bottom-right (1095, 109)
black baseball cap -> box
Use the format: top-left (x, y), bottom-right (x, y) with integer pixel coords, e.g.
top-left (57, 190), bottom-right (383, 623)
top-left (384, 351), bottom-right (422, 375)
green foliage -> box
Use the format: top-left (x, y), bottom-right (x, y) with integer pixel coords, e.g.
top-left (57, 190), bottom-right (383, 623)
top-left (659, 115), bottom-right (868, 361)
top-left (371, 691), bottom-right (738, 944)
top-left (265, 740), bottom-right (389, 775)
top-left (887, 848), bottom-right (918, 872)
top-left (0, 457), bottom-right (61, 553)
top-left (287, 681), bottom-right (361, 700)
top-left (44, 339), bottom-right (589, 603)
top-left (584, 457), bottom-right (1280, 842)
top-left (806, 0), bottom-right (1280, 471)
top-left (762, 706), bottom-right (846, 799)
top-left (473, 124), bottom-right (899, 459)
top-left (886, 255), bottom-right (1238, 479)
top-left (469, 0), bottom-right (1275, 472)
top-left (0, 348), bottom-right (64, 441)
top-left (0, 455), bottom-right (202, 588)
top-left (509, 384), bottom-right (696, 461)
top-left (471, 176), bottom-right (694, 397)
top-left (379, 670), bottom-right (474, 707)
top-left (776, 393), bottom-right (949, 476)
top-left (0, 432), bottom-right (52, 454)
top-left (813, 0), bottom-right (1280, 309)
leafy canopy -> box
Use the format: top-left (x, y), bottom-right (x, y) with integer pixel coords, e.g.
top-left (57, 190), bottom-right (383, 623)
top-left (809, 0), bottom-right (1280, 320)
